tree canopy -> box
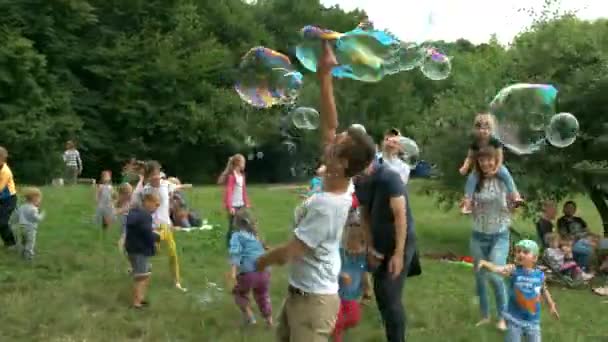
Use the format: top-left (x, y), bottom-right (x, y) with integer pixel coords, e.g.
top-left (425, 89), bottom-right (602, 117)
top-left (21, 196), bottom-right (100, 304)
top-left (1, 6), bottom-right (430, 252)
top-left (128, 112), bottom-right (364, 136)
top-left (1, 0), bottom-right (607, 233)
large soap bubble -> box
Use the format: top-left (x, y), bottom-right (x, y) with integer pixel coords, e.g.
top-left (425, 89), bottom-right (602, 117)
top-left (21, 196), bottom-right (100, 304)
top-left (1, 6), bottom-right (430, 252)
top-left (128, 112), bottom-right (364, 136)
top-left (384, 42), bottom-right (426, 75)
top-left (546, 112), bottom-right (579, 148)
top-left (397, 136), bottom-right (420, 168)
top-left (235, 47), bottom-right (303, 108)
top-left (420, 47), bottom-right (451, 80)
top-left (290, 107), bottom-right (319, 130)
top-left (490, 83), bottom-right (558, 155)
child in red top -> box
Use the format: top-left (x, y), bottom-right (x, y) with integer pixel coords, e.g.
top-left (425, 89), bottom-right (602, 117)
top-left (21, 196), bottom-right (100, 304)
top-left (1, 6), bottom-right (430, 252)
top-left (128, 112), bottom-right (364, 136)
top-left (218, 154), bottom-right (251, 247)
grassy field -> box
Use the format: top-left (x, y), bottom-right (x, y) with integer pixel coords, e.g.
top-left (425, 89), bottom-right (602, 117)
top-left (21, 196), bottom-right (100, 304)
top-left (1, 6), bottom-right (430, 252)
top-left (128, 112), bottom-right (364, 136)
top-left (0, 180), bottom-right (606, 342)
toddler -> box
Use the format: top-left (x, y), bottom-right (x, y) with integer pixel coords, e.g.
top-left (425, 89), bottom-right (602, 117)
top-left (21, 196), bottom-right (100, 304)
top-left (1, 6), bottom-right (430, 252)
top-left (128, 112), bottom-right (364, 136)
top-left (228, 208), bottom-right (272, 326)
top-left (460, 113), bottom-right (522, 214)
top-left (13, 187), bottom-right (45, 260)
top-left (544, 234), bottom-right (593, 281)
top-left (125, 192), bottom-right (161, 308)
top-left (333, 211), bottom-right (367, 342)
top-left (95, 170), bottom-right (115, 230)
top-left (478, 240), bottom-right (559, 342)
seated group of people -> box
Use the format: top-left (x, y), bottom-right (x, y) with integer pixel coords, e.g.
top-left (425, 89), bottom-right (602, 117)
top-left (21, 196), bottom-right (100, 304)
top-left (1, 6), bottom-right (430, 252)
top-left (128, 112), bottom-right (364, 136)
top-left (536, 200), bottom-right (608, 281)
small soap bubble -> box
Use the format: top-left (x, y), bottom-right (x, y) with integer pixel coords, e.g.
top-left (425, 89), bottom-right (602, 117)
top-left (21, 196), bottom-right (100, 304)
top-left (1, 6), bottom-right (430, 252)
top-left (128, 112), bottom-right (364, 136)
top-left (235, 47), bottom-right (303, 108)
top-left (256, 151), bottom-right (264, 159)
top-left (247, 153), bottom-right (254, 161)
top-left (420, 47), bottom-right (451, 81)
top-left (397, 136), bottom-right (420, 168)
top-left (546, 112), bottom-right (578, 148)
top-left (291, 107), bottom-right (320, 130)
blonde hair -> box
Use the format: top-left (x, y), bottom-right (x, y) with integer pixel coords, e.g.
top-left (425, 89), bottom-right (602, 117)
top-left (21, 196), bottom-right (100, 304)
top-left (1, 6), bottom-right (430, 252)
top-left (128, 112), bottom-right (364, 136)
top-left (217, 154), bottom-right (245, 184)
top-left (545, 232), bottom-right (559, 246)
top-left (0, 146), bottom-right (7, 160)
top-left (474, 113), bottom-right (497, 133)
top-left (167, 177), bottom-right (181, 185)
top-left (142, 192), bottom-right (160, 205)
top-left (118, 183), bottom-right (133, 195)
top-left (23, 187), bottom-right (42, 202)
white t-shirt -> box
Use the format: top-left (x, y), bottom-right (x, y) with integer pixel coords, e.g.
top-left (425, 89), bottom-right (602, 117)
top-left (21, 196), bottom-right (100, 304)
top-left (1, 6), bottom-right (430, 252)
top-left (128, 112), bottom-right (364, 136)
top-left (380, 153), bottom-right (410, 185)
top-left (289, 191), bottom-right (351, 294)
top-left (144, 180), bottom-right (176, 227)
top-left (232, 173), bottom-right (245, 208)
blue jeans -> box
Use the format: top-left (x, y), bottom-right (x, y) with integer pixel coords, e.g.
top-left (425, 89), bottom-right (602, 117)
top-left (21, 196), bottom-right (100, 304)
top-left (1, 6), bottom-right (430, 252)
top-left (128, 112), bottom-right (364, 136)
top-left (505, 322), bottom-right (541, 342)
top-left (465, 165), bottom-right (517, 197)
top-left (470, 230), bottom-right (510, 319)
top-left (573, 240), bottom-right (593, 272)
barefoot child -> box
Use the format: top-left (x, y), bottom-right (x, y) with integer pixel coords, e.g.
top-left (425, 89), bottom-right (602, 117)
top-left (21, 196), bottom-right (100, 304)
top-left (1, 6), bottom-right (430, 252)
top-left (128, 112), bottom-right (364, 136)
top-left (13, 187), bottom-right (45, 260)
top-left (333, 211), bottom-right (367, 342)
top-left (460, 113), bottom-right (522, 214)
top-left (95, 170), bottom-right (115, 230)
top-left (228, 208), bottom-right (272, 326)
top-left (125, 192), bottom-right (160, 308)
top-left (478, 240), bottom-right (559, 341)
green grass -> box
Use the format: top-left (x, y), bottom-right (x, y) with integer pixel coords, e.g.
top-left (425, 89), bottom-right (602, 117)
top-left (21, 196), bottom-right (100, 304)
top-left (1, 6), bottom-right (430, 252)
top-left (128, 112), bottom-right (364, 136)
top-left (0, 181), bottom-right (606, 341)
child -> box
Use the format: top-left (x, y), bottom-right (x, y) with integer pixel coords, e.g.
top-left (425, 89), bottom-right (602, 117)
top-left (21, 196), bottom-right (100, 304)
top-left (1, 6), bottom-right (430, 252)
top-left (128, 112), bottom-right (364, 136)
top-left (63, 140), bottom-right (82, 185)
top-left (536, 201), bottom-right (556, 249)
top-left (459, 113), bottom-right (522, 214)
top-left (13, 188), bottom-right (45, 260)
top-left (333, 211), bottom-right (367, 342)
top-left (228, 208), bottom-right (272, 326)
top-left (115, 183), bottom-right (133, 251)
top-left (478, 240), bottom-right (559, 342)
top-left (304, 162), bottom-right (325, 198)
top-left (167, 177), bottom-right (198, 228)
top-left (95, 170), bottom-right (115, 230)
top-left (218, 154), bottom-right (250, 246)
top-left (125, 192), bottom-right (161, 308)
top-left (143, 161), bottom-right (187, 291)
top-left (544, 234), bottom-right (592, 281)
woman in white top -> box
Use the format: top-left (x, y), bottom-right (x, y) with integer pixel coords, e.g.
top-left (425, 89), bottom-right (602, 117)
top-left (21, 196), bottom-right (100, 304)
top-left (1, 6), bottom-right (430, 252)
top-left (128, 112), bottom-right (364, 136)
top-left (470, 146), bottom-right (515, 331)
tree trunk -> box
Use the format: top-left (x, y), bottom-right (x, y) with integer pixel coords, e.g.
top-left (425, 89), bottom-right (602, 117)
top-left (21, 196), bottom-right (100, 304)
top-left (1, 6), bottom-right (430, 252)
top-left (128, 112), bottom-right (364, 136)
top-left (583, 175), bottom-right (608, 237)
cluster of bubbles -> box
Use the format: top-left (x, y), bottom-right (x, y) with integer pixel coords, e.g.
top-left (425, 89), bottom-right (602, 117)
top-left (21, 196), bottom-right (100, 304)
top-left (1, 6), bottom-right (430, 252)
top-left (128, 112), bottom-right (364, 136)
top-left (296, 23), bottom-right (451, 83)
top-left (247, 151), bottom-right (265, 161)
top-left (489, 83), bottom-right (579, 155)
top-left (396, 136), bottom-right (421, 169)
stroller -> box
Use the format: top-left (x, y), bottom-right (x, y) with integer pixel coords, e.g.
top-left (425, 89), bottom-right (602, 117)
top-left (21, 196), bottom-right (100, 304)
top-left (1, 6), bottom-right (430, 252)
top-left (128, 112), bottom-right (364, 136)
top-left (508, 226), bottom-right (587, 289)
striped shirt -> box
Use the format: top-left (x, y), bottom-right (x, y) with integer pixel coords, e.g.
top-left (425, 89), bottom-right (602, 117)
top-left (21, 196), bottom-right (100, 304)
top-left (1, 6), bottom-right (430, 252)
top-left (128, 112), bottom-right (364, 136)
top-left (63, 149), bottom-right (82, 168)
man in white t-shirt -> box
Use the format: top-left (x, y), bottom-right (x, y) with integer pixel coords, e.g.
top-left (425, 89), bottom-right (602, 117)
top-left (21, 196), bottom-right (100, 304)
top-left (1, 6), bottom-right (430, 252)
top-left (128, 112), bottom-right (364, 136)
top-left (256, 42), bottom-right (376, 342)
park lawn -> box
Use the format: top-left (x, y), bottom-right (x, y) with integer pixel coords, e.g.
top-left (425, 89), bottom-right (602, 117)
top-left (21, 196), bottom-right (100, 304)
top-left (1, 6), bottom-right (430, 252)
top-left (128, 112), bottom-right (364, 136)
top-left (0, 181), bottom-right (606, 342)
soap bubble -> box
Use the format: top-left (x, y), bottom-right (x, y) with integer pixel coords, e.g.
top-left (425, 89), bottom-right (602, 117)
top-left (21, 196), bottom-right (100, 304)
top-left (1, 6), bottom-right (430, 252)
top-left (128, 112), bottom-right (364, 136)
top-left (256, 151), bottom-right (265, 159)
top-left (384, 42), bottom-right (425, 75)
top-left (546, 112), bottom-right (578, 148)
top-left (397, 137), bottom-right (420, 168)
top-left (235, 47), bottom-right (303, 108)
top-left (291, 107), bottom-right (320, 130)
top-left (350, 123), bottom-right (367, 134)
top-left (490, 83), bottom-right (557, 155)
top-left (247, 153), bottom-right (254, 161)
top-left (245, 136), bottom-right (256, 147)
top-left (420, 47), bottom-right (451, 81)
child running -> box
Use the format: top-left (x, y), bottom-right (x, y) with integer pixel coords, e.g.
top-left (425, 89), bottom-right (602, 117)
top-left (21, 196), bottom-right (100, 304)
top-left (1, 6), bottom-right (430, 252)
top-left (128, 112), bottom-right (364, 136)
top-left (218, 154), bottom-right (250, 246)
top-left (333, 211), bottom-right (367, 342)
top-left (478, 240), bottom-right (559, 342)
top-left (125, 192), bottom-right (161, 309)
top-left (143, 161), bottom-right (187, 291)
top-left (13, 187), bottom-right (45, 260)
top-left (228, 208), bottom-right (272, 327)
top-left (459, 113), bottom-right (522, 214)
top-left (95, 170), bottom-right (115, 230)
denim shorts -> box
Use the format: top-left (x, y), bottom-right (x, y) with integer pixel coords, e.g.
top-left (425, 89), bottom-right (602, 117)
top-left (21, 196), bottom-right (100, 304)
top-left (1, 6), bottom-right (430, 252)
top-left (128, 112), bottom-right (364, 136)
top-left (128, 254), bottom-right (151, 277)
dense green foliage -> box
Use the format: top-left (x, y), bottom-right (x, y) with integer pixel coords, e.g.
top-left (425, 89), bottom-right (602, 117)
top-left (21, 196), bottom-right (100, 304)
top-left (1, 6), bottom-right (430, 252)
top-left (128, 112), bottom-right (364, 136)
top-left (1, 0), bottom-right (608, 230)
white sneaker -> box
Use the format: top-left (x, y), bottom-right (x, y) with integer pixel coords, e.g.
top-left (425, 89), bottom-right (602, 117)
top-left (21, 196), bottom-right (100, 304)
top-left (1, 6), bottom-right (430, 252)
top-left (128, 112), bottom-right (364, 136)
top-left (581, 272), bottom-right (594, 281)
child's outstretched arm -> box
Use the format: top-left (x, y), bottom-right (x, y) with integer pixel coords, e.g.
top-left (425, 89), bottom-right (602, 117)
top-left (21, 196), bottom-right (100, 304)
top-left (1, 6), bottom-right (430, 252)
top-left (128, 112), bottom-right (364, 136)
top-left (318, 40), bottom-right (339, 148)
top-left (459, 149), bottom-right (474, 175)
top-left (477, 260), bottom-right (515, 276)
top-left (542, 283), bottom-right (559, 319)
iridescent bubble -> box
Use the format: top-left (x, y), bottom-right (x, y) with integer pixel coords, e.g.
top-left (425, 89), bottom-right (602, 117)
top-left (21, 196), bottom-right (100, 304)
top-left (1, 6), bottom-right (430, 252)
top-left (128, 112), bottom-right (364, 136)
top-left (420, 47), bottom-right (451, 81)
top-left (247, 153), bottom-right (254, 161)
top-left (490, 83), bottom-right (557, 155)
top-left (384, 42), bottom-right (425, 75)
top-left (235, 47), bottom-right (303, 108)
top-left (546, 112), bottom-right (579, 148)
top-left (256, 151), bottom-right (265, 159)
top-left (296, 25), bottom-right (400, 82)
top-left (290, 107), bottom-right (320, 130)
top-left (397, 137), bottom-right (420, 168)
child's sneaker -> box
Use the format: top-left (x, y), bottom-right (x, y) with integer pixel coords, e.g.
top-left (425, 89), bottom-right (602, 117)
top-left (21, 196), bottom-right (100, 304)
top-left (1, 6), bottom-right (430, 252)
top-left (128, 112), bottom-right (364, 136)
top-left (243, 315), bottom-right (257, 326)
top-left (581, 272), bottom-right (594, 281)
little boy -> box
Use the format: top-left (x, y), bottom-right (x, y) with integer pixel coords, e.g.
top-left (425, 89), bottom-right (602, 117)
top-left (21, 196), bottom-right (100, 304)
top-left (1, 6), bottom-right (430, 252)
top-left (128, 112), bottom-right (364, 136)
top-left (13, 187), bottom-right (45, 260)
top-left (478, 240), bottom-right (559, 342)
top-left (125, 192), bottom-right (160, 308)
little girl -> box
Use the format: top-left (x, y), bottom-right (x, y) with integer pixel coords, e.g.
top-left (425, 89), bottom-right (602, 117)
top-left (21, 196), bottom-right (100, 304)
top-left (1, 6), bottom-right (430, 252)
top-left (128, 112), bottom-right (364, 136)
top-left (228, 208), bottom-right (272, 326)
top-left (478, 240), bottom-right (559, 342)
top-left (544, 233), bottom-right (593, 281)
top-left (459, 113), bottom-right (522, 214)
top-left (333, 211), bottom-right (367, 342)
top-left (95, 170), bottom-right (115, 230)
top-left (218, 154), bottom-right (250, 247)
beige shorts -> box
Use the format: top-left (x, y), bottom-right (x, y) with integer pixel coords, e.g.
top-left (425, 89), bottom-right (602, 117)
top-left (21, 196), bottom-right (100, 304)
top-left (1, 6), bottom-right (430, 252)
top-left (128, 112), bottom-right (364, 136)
top-left (276, 286), bottom-right (340, 342)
